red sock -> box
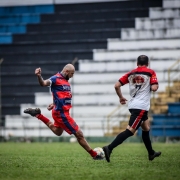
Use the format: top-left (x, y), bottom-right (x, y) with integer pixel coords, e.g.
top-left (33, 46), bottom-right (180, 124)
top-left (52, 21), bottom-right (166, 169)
top-left (36, 114), bottom-right (50, 124)
top-left (88, 149), bottom-right (97, 157)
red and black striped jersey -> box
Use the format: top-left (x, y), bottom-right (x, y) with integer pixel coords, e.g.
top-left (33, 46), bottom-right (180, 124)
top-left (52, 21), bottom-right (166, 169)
top-left (49, 72), bottom-right (72, 111)
top-left (119, 66), bottom-right (158, 111)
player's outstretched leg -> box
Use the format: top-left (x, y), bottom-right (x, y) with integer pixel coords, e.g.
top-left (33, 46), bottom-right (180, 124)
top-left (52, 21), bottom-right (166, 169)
top-left (24, 108), bottom-right (63, 136)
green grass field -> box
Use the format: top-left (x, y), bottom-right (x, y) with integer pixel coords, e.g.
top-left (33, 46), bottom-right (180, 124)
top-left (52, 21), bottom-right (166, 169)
top-left (0, 142), bottom-right (180, 180)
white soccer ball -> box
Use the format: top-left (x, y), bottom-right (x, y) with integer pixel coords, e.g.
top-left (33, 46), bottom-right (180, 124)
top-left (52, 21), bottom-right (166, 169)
top-left (94, 147), bottom-right (105, 159)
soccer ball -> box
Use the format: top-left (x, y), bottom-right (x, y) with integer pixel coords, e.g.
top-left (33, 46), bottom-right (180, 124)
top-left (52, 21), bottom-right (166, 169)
top-left (94, 147), bottom-right (105, 159)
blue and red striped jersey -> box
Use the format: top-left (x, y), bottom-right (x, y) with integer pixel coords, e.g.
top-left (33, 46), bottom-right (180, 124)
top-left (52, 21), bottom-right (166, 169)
top-left (49, 72), bottom-right (72, 111)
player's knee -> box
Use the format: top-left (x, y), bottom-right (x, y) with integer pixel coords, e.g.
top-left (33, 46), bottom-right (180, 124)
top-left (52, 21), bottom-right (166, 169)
top-left (54, 128), bottom-right (63, 136)
top-left (141, 126), bottom-right (150, 131)
top-left (127, 125), bottom-right (136, 134)
top-left (55, 132), bottom-right (62, 136)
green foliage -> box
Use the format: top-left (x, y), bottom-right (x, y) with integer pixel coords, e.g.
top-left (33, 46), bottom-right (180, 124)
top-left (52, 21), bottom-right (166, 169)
top-left (0, 142), bottom-right (180, 180)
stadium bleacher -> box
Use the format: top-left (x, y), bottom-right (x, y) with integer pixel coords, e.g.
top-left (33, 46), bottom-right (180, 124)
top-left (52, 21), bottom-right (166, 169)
top-left (1, 0), bottom-right (180, 138)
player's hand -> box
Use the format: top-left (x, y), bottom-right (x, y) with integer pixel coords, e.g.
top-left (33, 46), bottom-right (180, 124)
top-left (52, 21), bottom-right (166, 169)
top-left (119, 97), bottom-right (127, 105)
top-left (47, 103), bottom-right (54, 111)
top-left (35, 67), bottom-right (41, 76)
top-left (151, 84), bottom-right (158, 92)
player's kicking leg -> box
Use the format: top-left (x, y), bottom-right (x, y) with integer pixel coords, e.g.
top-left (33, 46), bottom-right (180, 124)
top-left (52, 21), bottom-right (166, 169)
top-left (24, 108), bottom-right (63, 136)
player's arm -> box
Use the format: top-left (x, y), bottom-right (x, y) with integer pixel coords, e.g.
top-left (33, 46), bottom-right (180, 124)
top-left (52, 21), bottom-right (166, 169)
top-left (150, 70), bottom-right (159, 92)
top-left (114, 81), bottom-right (127, 105)
top-left (35, 67), bottom-right (51, 87)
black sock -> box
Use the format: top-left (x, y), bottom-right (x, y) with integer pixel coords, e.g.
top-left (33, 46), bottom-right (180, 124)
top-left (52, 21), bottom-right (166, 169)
top-left (142, 131), bottom-right (154, 155)
top-left (108, 129), bottom-right (133, 151)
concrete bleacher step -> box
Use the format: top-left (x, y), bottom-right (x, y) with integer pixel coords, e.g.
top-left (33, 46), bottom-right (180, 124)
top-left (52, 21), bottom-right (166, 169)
top-left (93, 48), bottom-right (180, 61)
top-left (1, 60), bottom-right (70, 75)
top-left (35, 92), bottom-right (128, 106)
top-left (163, 0), bottom-right (180, 8)
top-left (26, 18), bottom-right (134, 33)
top-left (73, 72), bottom-right (126, 83)
top-left (0, 14), bottom-right (40, 24)
top-left (54, 0), bottom-right (162, 12)
top-left (2, 93), bottom-right (34, 105)
top-left (0, 24), bottom-right (26, 33)
top-left (1, 49), bottom-right (93, 61)
top-left (2, 82), bottom-right (49, 94)
top-left (168, 102), bottom-right (180, 114)
top-left (135, 17), bottom-right (180, 30)
top-left (79, 59), bottom-right (177, 73)
top-left (121, 28), bottom-right (180, 40)
top-left (152, 114), bottom-right (180, 125)
top-left (41, 8), bottom-right (148, 22)
top-left (107, 38), bottom-right (180, 50)
top-left (0, 5), bottom-right (54, 15)
top-left (13, 28), bottom-right (121, 43)
top-left (74, 81), bottom-right (167, 94)
top-left (0, 39), bottom-right (107, 53)
top-left (0, 33), bottom-right (12, 43)
top-left (73, 71), bottom-right (170, 83)
top-left (150, 7), bottom-right (180, 19)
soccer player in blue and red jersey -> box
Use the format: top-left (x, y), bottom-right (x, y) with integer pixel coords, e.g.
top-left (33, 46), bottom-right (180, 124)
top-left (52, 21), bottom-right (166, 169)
top-left (24, 64), bottom-right (101, 160)
top-left (103, 55), bottom-right (161, 162)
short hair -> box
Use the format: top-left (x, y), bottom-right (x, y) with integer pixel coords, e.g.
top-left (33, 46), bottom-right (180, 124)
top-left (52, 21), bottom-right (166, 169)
top-left (137, 55), bottom-right (149, 66)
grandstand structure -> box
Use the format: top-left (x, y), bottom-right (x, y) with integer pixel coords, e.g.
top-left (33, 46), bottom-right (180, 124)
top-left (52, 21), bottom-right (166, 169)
top-left (0, 0), bottom-right (180, 140)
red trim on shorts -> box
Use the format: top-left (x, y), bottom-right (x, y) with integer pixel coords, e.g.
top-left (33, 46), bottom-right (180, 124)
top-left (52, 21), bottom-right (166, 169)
top-left (131, 110), bottom-right (145, 129)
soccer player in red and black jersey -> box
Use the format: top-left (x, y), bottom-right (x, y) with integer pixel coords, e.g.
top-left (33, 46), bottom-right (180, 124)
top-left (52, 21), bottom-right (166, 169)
top-left (24, 64), bottom-right (101, 160)
top-left (103, 55), bottom-right (161, 162)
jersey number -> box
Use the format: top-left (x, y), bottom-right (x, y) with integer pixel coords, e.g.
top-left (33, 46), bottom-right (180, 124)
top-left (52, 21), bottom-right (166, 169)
top-left (133, 85), bottom-right (142, 97)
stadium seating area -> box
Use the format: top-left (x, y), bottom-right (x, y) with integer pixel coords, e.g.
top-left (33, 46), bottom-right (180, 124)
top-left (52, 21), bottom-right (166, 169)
top-left (137, 102), bottom-right (180, 137)
top-left (1, 0), bottom-right (180, 138)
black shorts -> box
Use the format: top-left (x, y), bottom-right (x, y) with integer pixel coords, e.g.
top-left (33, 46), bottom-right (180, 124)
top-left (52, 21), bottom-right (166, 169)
top-left (129, 109), bottom-right (148, 130)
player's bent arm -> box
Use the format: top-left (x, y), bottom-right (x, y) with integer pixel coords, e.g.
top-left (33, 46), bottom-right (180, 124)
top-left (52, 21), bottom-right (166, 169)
top-left (115, 81), bottom-right (127, 104)
top-left (114, 81), bottom-right (123, 98)
top-left (37, 75), bottom-right (51, 86)
top-left (151, 84), bottom-right (159, 92)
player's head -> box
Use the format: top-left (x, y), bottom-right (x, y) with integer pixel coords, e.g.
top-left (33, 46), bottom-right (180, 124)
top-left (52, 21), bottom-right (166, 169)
top-left (62, 64), bottom-right (75, 80)
top-left (137, 55), bottom-right (149, 66)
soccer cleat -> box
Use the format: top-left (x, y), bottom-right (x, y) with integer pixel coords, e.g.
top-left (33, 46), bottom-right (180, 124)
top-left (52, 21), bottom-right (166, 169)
top-left (149, 151), bottom-right (161, 161)
top-left (103, 146), bottom-right (112, 163)
top-left (24, 108), bottom-right (41, 117)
